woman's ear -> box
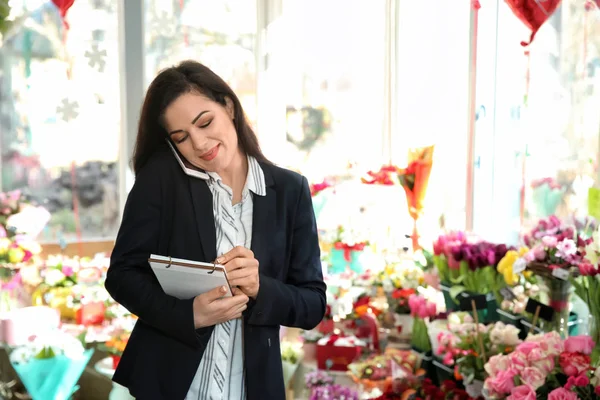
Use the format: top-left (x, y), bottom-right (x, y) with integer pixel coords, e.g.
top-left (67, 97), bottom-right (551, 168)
top-left (224, 97), bottom-right (235, 120)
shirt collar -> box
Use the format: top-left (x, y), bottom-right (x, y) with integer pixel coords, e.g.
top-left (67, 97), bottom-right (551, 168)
top-left (201, 157), bottom-right (267, 197)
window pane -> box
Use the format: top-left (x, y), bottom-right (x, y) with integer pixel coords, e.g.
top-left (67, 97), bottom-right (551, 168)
top-left (1, 0), bottom-right (121, 242)
top-left (144, 0), bottom-right (258, 125)
top-left (276, 0), bottom-right (386, 181)
top-left (483, 0), bottom-right (600, 241)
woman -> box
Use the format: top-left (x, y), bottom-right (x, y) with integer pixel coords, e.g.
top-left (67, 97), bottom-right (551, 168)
top-left (105, 60), bottom-right (326, 400)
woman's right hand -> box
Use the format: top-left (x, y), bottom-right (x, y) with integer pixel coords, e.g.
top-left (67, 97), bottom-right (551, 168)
top-left (193, 286), bottom-right (249, 329)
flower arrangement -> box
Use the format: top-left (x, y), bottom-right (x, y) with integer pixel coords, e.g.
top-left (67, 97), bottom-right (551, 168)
top-left (483, 333), bottom-right (600, 399)
top-left (388, 288), bottom-right (417, 315)
top-left (522, 217), bottom-right (586, 279)
top-left (9, 330), bottom-right (94, 400)
top-left (281, 341), bottom-right (303, 387)
top-left (305, 370), bottom-right (359, 400)
top-left (499, 283), bottom-right (540, 315)
top-left (409, 294), bottom-right (437, 352)
top-left (437, 316), bottom-right (521, 385)
top-left (434, 233), bottom-right (510, 302)
top-left (348, 349), bottom-right (421, 396)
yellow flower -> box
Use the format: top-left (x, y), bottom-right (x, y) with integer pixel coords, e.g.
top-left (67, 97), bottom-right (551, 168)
top-left (497, 247), bottom-right (529, 286)
top-left (8, 247), bottom-right (25, 264)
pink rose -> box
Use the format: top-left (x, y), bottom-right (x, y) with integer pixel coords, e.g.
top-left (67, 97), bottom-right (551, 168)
top-left (534, 245), bottom-right (547, 260)
top-left (488, 369), bottom-right (517, 395)
top-left (509, 350), bottom-right (529, 372)
top-left (565, 374), bottom-right (590, 390)
top-left (530, 357), bottom-right (555, 375)
top-left (547, 387), bottom-right (577, 400)
top-left (485, 354), bottom-right (510, 377)
top-left (521, 367), bottom-right (546, 389)
top-left (516, 341), bottom-right (540, 355)
top-left (564, 335), bottom-right (595, 355)
top-left (507, 385), bottom-right (537, 400)
top-left (542, 235), bottom-right (558, 248)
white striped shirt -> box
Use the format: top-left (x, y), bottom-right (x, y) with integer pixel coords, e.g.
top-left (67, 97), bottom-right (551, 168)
top-left (185, 156), bottom-right (266, 400)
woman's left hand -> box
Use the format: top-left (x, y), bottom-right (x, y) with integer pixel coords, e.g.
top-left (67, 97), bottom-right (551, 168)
top-left (216, 246), bottom-right (260, 299)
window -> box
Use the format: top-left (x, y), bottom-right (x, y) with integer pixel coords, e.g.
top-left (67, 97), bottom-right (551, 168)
top-left (474, 0), bottom-right (600, 243)
top-left (0, 0), bottom-right (121, 242)
top-left (275, 0), bottom-right (387, 181)
top-left (144, 0), bottom-right (258, 125)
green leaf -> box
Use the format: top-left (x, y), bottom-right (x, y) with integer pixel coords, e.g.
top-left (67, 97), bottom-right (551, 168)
top-left (34, 346), bottom-right (56, 359)
top-left (450, 285), bottom-right (466, 302)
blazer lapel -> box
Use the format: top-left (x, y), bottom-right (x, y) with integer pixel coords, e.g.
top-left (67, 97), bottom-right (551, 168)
top-left (188, 178), bottom-right (217, 262)
top-left (251, 167), bottom-right (275, 268)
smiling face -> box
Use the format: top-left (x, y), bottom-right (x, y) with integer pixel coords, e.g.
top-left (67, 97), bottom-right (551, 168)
top-left (162, 92), bottom-right (241, 174)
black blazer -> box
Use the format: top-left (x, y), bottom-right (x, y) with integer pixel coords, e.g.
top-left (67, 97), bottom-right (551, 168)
top-left (104, 148), bottom-right (326, 400)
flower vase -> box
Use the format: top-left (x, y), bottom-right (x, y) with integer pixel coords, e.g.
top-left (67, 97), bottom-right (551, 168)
top-left (542, 277), bottom-right (572, 339)
top-left (581, 314), bottom-right (600, 365)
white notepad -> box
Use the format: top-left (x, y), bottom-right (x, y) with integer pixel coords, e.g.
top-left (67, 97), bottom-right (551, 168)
top-left (149, 254), bottom-right (232, 300)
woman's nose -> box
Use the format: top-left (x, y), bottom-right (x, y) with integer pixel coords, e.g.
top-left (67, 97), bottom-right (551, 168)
top-left (189, 131), bottom-right (207, 151)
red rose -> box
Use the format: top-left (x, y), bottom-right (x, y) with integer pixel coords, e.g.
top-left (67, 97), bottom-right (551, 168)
top-left (559, 352), bottom-right (591, 376)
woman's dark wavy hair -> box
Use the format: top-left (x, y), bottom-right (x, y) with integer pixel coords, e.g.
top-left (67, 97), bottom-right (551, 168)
top-left (132, 60), bottom-right (270, 175)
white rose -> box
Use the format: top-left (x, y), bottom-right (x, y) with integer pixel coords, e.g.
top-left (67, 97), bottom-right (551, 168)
top-left (490, 322), bottom-right (521, 346)
top-left (44, 269), bottom-right (66, 286)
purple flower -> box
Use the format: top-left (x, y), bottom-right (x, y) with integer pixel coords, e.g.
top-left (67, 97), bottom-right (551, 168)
top-left (310, 384), bottom-right (359, 400)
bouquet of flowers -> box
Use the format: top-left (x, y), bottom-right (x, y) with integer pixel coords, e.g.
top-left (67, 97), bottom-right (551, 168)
top-left (522, 216), bottom-right (586, 279)
top-left (327, 225), bottom-right (368, 274)
top-left (437, 315), bottom-right (522, 387)
top-left (9, 330), bottom-right (94, 400)
top-left (348, 349), bottom-right (421, 395)
top-left (397, 145), bottom-right (435, 250)
top-left (483, 333), bottom-right (600, 399)
top-left (433, 231), bottom-right (469, 283)
top-left (305, 370), bottom-right (359, 400)
top-left (409, 294), bottom-right (437, 352)
top-left (435, 235), bottom-right (510, 303)
top-left (531, 177), bottom-right (565, 217)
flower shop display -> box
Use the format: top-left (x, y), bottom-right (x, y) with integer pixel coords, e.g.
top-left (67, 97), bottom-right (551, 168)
top-left (305, 370), bottom-right (360, 400)
top-left (348, 349), bottom-right (422, 397)
top-left (482, 333), bottom-right (600, 399)
top-left (522, 216), bottom-right (586, 337)
top-left (316, 334), bottom-right (366, 371)
top-left (433, 233), bottom-right (509, 321)
top-left (409, 294), bottom-right (437, 353)
top-left (531, 178), bottom-right (565, 217)
top-left (436, 313), bottom-right (522, 398)
top-left (8, 330), bottom-right (94, 400)
top-left (328, 226), bottom-right (369, 274)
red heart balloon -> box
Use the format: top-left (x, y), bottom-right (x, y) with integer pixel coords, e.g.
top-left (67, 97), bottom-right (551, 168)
top-left (51, 0), bottom-right (76, 20)
top-left (504, 0), bottom-right (562, 46)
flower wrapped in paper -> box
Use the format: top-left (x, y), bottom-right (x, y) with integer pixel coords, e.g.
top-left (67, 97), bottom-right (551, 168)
top-left (397, 145), bottom-right (435, 250)
top-left (9, 330), bottom-right (93, 400)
